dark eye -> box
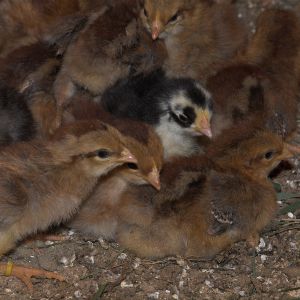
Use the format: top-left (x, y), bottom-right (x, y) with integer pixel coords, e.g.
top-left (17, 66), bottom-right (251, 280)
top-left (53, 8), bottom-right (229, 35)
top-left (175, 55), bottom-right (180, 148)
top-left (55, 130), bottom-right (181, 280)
top-left (168, 12), bottom-right (179, 23)
top-left (143, 8), bottom-right (148, 17)
top-left (178, 114), bottom-right (190, 123)
top-left (264, 151), bottom-right (274, 160)
top-left (127, 163), bottom-right (138, 170)
top-left (97, 149), bottom-right (110, 159)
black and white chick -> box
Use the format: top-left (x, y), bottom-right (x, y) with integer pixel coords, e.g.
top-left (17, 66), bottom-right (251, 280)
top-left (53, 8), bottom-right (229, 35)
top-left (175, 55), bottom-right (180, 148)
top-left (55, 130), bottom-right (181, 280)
top-left (101, 70), bottom-right (212, 159)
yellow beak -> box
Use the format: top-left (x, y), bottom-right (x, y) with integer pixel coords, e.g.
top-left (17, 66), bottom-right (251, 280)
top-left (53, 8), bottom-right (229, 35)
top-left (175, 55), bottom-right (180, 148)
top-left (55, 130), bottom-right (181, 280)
top-left (282, 143), bottom-right (300, 158)
top-left (193, 109), bottom-right (212, 138)
top-left (146, 167), bottom-right (161, 190)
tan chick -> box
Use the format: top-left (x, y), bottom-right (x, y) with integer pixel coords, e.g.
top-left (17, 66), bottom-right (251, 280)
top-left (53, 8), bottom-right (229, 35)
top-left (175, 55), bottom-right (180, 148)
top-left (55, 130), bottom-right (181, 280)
top-left (62, 96), bottom-right (163, 238)
top-left (0, 119), bottom-right (138, 259)
top-left (140, 0), bottom-right (246, 81)
top-left (69, 117), bottom-right (164, 240)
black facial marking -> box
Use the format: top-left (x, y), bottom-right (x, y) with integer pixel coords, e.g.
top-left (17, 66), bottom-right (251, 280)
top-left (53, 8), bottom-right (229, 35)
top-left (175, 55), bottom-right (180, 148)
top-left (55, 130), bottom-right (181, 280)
top-left (186, 84), bottom-right (208, 108)
top-left (170, 106), bottom-right (196, 128)
top-left (168, 79), bottom-right (209, 109)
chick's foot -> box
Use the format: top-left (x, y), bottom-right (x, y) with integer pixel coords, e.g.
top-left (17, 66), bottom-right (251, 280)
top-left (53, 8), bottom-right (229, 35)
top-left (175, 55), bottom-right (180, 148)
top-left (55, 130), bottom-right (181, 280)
top-left (0, 262), bottom-right (65, 292)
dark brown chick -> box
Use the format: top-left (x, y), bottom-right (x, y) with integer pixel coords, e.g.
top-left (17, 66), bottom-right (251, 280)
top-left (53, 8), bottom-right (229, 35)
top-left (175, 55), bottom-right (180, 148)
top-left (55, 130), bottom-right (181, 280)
top-left (140, 0), bottom-right (246, 81)
top-left (0, 42), bottom-right (59, 93)
top-left (54, 0), bottom-right (166, 113)
top-left (0, 119), bottom-right (137, 257)
top-left (114, 121), bottom-right (297, 258)
top-left (0, 41), bottom-right (63, 138)
top-left (207, 8), bottom-right (300, 139)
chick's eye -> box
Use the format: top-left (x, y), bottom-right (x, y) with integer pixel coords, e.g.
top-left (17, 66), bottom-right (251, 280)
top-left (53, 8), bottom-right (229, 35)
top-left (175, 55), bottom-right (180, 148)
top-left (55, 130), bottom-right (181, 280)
top-left (97, 149), bottom-right (110, 159)
top-left (143, 8), bottom-right (148, 17)
top-left (127, 163), bottom-right (138, 170)
top-left (264, 151), bottom-right (274, 160)
top-left (168, 12), bottom-right (179, 23)
top-left (178, 113), bottom-right (189, 123)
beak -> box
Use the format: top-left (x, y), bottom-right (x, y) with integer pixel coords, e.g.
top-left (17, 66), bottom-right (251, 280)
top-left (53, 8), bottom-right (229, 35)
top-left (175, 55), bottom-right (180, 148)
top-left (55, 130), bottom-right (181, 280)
top-left (146, 167), bottom-right (161, 190)
top-left (284, 143), bottom-right (300, 157)
top-left (118, 148), bottom-right (137, 164)
top-left (278, 143), bottom-right (295, 160)
top-left (151, 20), bottom-right (160, 40)
top-left (193, 109), bottom-right (212, 138)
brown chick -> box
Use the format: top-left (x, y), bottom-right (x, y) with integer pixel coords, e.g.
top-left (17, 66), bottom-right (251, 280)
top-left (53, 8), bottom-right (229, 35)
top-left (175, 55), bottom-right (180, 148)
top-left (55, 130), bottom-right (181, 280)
top-left (0, 42), bottom-right (60, 93)
top-left (62, 96), bottom-right (163, 238)
top-left (53, 0), bottom-right (167, 115)
top-left (140, 0), bottom-right (246, 81)
top-left (0, 41), bottom-right (63, 138)
top-left (207, 8), bottom-right (300, 139)
top-left (69, 115), bottom-right (164, 240)
top-left (114, 120), bottom-right (298, 258)
top-left (0, 0), bottom-right (103, 57)
top-left (0, 119), bottom-right (138, 259)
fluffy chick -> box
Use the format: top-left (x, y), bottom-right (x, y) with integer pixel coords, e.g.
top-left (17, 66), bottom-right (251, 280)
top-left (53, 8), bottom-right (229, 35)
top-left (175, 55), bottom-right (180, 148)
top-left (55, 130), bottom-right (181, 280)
top-left (54, 0), bottom-right (166, 113)
top-left (0, 0), bottom-right (99, 57)
top-left (102, 69), bottom-right (212, 159)
top-left (0, 42), bottom-right (59, 93)
top-left (0, 119), bottom-right (137, 257)
top-left (140, 0), bottom-right (246, 81)
top-left (114, 121), bottom-right (297, 258)
top-left (69, 115), bottom-right (164, 240)
top-left (207, 8), bottom-right (300, 139)
top-left (0, 41), bottom-right (63, 138)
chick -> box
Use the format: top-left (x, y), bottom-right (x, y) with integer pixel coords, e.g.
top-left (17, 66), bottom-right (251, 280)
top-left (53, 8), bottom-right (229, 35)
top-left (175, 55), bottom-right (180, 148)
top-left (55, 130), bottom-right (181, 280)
top-left (0, 42), bottom-right (59, 93)
top-left (54, 0), bottom-right (166, 114)
top-left (114, 121), bottom-right (297, 258)
top-left (0, 0), bottom-right (98, 57)
top-left (69, 116), bottom-right (164, 240)
top-left (0, 119), bottom-right (137, 258)
top-left (0, 83), bottom-right (35, 145)
top-left (207, 8), bottom-right (300, 139)
top-left (102, 69), bottom-right (213, 159)
top-left (140, 0), bottom-right (246, 81)
top-left (0, 41), bottom-right (63, 138)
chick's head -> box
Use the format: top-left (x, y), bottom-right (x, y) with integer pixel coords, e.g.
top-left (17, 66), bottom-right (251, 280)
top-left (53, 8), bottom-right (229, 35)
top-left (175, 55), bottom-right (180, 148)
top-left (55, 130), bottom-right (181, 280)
top-left (210, 128), bottom-right (294, 179)
top-left (49, 120), bottom-right (137, 177)
top-left (117, 126), bottom-right (163, 190)
top-left (141, 0), bottom-right (198, 40)
top-left (166, 79), bottom-right (213, 138)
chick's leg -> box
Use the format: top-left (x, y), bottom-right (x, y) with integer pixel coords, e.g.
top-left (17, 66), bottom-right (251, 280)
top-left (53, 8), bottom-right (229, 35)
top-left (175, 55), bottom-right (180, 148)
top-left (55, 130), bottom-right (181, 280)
top-left (0, 227), bottom-right (65, 292)
top-left (0, 262), bottom-right (65, 293)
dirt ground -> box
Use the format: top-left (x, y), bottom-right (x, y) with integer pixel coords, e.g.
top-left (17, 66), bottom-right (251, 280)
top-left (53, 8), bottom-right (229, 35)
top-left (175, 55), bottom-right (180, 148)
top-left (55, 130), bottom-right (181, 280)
top-left (1, 1), bottom-right (300, 299)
